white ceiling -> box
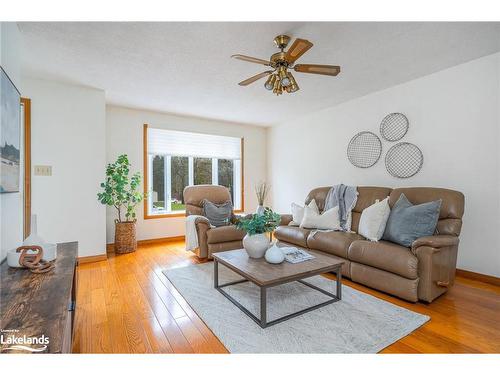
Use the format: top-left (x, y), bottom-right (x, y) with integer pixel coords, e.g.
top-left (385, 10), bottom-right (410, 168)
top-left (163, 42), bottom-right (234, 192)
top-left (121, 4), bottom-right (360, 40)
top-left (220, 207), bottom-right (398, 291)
top-left (19, 22), bottom-right (500, 126)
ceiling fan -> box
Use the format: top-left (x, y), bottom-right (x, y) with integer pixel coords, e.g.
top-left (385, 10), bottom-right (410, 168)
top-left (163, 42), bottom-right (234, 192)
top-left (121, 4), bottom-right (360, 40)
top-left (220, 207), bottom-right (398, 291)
top-left (231, 34), bottom-right (341, 95)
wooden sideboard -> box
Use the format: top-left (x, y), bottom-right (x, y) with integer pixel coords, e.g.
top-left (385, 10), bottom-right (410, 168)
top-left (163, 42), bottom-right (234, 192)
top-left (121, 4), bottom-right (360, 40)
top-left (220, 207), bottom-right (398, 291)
top-left (0, 242), bottom-right (78, 353)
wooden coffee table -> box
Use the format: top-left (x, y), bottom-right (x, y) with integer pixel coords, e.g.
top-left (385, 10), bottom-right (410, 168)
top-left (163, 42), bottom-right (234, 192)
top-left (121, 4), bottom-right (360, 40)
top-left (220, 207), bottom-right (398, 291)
top-left (212, 248), bottom-right (344, 328)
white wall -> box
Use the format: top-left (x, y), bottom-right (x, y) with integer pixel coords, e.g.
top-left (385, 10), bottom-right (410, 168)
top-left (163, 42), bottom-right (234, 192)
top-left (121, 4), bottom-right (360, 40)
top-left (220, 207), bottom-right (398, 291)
top-left (21, 78), bottom-right (107, 257)
top-left (268, 52), bottom-right (500, 277)
top-left (106, 106), bottom-right (267, 243)
top-left (0, 23), bottom-right (23, 261)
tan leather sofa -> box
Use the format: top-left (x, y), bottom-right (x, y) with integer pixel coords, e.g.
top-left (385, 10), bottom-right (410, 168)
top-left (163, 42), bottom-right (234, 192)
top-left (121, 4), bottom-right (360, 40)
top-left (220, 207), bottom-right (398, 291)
top-left (275, 186), bottom-right (465, 303)
top-left (184, 185), bottom-right (246, 259)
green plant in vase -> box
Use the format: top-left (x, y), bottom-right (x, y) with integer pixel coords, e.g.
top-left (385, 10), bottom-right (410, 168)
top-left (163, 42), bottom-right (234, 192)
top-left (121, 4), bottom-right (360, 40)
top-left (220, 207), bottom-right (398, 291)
top-left (236, 208), bottom-right (281, 235)
top-left (236, 208), bottom-right (281, 258)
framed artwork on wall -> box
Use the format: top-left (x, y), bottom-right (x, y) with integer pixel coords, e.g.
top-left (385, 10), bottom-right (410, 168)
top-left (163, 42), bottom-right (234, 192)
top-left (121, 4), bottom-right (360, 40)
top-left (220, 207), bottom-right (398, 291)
top-left (0, 66), bottom-right (21, 193)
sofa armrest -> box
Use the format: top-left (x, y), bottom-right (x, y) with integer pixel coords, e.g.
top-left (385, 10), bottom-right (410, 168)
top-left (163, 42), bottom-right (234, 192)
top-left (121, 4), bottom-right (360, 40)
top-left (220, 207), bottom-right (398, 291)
top-left (411, 235), bottom-right (459, 253)
top-left (280, 214), bottom-right (293, 226)
top-left (412, 235), bottom-right (460, 302)
top-left (194, 216), bottom-right (211, 258)
top-left (194, 216), bottom-right (210, 226)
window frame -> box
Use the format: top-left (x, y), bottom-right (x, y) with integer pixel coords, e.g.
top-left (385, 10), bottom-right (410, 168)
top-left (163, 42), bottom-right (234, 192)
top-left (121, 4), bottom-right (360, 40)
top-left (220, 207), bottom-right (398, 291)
top-left (21, 98), bottom-right (32, 238)
top-left (143, 124), bottom-right (244, 219)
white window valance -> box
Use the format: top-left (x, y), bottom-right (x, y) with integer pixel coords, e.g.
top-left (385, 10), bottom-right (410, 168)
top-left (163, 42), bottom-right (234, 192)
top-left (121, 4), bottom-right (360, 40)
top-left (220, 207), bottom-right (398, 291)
top-left (148, 127), bottom-right (241, 159)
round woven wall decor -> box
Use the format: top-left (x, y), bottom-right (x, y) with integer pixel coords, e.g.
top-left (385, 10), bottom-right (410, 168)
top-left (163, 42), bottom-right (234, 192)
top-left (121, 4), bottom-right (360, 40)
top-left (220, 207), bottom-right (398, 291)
top-left (380, 113), bottom-right (409, 141)
top-left (385, 142), bottom-right (423, 178)
top-left (347, 131), bottom-right (382, 168)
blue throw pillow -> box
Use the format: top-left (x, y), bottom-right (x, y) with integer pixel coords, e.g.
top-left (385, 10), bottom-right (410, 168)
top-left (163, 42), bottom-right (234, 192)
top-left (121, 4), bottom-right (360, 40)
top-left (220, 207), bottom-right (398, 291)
top-left (382, 194), bottom-right (441, 247)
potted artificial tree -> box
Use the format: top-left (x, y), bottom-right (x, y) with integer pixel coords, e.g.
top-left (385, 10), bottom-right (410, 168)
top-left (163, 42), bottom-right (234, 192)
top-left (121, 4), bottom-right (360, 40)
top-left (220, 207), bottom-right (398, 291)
top-left (98, 154), bottom-right (144, 254)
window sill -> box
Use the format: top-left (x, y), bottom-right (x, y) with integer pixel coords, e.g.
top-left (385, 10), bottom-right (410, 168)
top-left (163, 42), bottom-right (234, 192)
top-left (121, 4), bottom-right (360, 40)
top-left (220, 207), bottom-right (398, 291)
top-left (144, 212), bottom-right (186, 220)
top-left (144, 208), bottom-right (245, 220)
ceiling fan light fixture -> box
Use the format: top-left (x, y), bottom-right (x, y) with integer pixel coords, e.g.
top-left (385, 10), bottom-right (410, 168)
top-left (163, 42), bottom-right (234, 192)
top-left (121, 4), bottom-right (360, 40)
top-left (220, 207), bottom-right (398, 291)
top-left (286, 72), bottom-right (299, 92)
top-left (232, 34), bottom-right (340, 96)
top-left (288, 74), bottom-right (299, 93)
top-left (281, 74), bottom-right (292, 87)
top-left (289, 83), bottom-right (300, 93)
top-left (278, 67), bottom-right (290, 87)
top-left (273, 78), bottom-right (283, 95)
top-left (273, 76), bottom-right (281, 90)
top-left (264, 74), bottom-right (277, 90)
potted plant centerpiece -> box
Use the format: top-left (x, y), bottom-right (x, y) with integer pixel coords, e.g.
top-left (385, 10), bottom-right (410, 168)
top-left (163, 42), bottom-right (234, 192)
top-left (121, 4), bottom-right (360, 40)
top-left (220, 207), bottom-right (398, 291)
top-left (97, 154), bottom-right (144, 254)
top-left (236, 208), bottom-right (281, 258)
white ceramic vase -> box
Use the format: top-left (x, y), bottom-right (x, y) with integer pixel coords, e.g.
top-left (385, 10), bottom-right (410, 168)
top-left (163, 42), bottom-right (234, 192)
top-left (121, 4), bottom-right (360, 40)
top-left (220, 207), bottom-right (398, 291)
top-left (265, 244), bottom-right (285, 264)
top-left (255, 205), bottom-right (265, 215)
top-left (243, 233), bottom-right (270, 258)
top-left (7, 215), bottom-right (57, 267)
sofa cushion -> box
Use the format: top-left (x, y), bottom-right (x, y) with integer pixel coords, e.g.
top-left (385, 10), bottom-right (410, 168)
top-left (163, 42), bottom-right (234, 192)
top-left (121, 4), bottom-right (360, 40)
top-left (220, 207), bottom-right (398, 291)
top-left (274, 226), bottom-right (311, 248)
top-left (350, 263), bottom-right (419, 302)
top-left (307, 231), bottom-right (364, 258)
top-left (207, 225), bottom-right (246, 244)
top-left (348, 240), bottom-right (418, 279)
top-left (389, 187), bottom-right (464, 237)
top-left (383, 194), bottom-right (441, 247)
top-left (351, 186), bottom-right (393, 232)
top-left (202, 199), bottom-right (233, 227)
top-left (290, 199), bottom-right (319, 226)
top-left (300, 205), bottom-right (340, 230)
top-left (358, 197), bottom-right (391, 241)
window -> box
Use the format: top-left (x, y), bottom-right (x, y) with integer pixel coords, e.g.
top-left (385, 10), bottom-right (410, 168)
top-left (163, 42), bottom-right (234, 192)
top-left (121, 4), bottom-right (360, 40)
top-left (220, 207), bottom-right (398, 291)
top-left (144, 126), bottom-right (243, 217)
top-left (171, 156), bottom-right (189, 211)
top-left (218, 159), bottom-right (234, 200)
top-left (151, 155), bottom-right (165, 211)
top-left (193, 157), bottom-right (212, 185)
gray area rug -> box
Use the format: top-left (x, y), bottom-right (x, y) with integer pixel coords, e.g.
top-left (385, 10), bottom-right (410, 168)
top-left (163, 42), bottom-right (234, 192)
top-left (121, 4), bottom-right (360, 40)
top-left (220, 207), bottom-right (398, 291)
top-left (163, 263), bottom-right (429, 353)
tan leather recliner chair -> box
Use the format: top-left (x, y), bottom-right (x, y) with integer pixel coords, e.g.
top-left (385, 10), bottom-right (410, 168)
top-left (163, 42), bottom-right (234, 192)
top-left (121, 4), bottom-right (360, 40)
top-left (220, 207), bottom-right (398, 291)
top-left (183, 185), bottom-right (246, 259)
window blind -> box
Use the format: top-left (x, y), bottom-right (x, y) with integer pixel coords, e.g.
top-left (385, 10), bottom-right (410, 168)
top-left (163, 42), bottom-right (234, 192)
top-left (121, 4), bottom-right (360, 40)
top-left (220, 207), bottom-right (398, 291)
top-left (148, 127), bottom-right (241, 159)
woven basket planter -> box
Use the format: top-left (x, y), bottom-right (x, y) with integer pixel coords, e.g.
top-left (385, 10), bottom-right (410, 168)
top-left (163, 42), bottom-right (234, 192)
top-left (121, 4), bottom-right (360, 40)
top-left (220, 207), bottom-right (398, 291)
top-left (114, 221), bottom-right (137, 254)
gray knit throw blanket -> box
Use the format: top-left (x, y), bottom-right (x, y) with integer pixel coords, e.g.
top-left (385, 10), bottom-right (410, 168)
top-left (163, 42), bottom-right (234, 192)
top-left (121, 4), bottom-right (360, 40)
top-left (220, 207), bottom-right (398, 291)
top-left (324, 184), bottom-right (358, 231)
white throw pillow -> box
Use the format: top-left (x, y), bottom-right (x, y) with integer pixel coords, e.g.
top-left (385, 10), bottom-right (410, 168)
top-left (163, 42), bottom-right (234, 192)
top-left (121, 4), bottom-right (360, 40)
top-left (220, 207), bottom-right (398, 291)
top-left (290, 199), bottom-right (319, 226)
top-left (300, 205), bottom-right (341, 230)
top-left (358, 197), bottom-right (391, 241)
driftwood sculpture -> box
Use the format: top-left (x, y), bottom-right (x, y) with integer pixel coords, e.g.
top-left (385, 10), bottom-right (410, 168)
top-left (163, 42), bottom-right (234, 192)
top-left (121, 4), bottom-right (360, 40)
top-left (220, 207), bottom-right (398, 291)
top-left (16, 245), bottom-right (54, 274)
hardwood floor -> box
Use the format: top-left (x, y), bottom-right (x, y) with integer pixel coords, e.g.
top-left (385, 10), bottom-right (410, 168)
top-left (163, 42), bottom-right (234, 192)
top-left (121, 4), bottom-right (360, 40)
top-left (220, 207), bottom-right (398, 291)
top-left (72, 240), bottom-right (500, 353)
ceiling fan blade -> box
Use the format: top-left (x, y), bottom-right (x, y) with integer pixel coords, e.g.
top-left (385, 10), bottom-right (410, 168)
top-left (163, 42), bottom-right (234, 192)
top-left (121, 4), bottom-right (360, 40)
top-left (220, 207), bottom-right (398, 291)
top-left (238, 71), bottom-right (273, 86)
top-left (231, 54), bottom-right (271, 66)
top-left (294, 64), bottom-right (341, 76)
top-left (284, 38), bottom-right (313, 64)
